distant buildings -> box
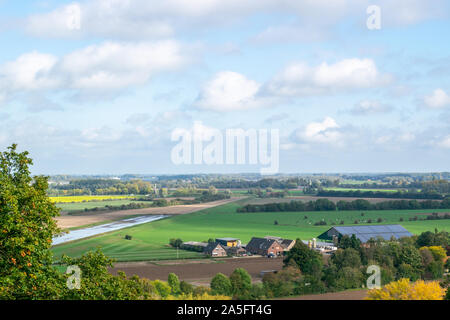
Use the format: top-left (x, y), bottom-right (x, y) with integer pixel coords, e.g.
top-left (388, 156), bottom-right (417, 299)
top-left (216, 238), bottom-right (240, 247)
top-left (181, 236), bottom-right (295, 258)
top-left (246, 237), bottom-right (284, 257)
top-left (204, 242), bottom-right (227, 257)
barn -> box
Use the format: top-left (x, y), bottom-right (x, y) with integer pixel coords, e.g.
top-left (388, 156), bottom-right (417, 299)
top-left (318, 224), bottom-right (413, 243)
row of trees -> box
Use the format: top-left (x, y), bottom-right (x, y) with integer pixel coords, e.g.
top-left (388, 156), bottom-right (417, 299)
top-left (237, 198), bottom-right (450, 213)
top-left (317, 189), bottom-right (446, 200)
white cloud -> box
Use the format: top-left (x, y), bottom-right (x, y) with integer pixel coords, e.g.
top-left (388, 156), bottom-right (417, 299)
top-left (0, 41), bottom-right (189, 104)
top-left (25, 1), bottom-right (448, 40)
top-left (424, 89), bottom-right (450, 109)
top-left (195, 71), bottom-right (263, 111)
top-left (60, 40), bottom-right (187, 90)
top-left (0, 51), bottom-right (59, 90)
top-left (266, 58), bottom-right (391, 97)
top-left (297, 117), bottom-right (342, 144)
top-left (350, 100), bottom-right (393, 115)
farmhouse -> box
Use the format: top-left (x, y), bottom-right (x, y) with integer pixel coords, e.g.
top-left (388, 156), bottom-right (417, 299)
top-left (204, 242), bottom-right (227, 257)
top-left (318, 224), bottom-right (413, 243)
top-left (246, 237), bottom-right (284, 256)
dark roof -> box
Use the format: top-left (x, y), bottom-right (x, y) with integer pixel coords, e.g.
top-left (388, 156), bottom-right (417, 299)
top-left (204, 242), bottom-right (226, 254)
top-left (318, 224), bottom-right (412, 243)
top-left (280, 239), bottom-right (295, 248)
top-left (246, 237), bottom-right (278, 251)
top-left (216, 238), bottom-right (239, 241)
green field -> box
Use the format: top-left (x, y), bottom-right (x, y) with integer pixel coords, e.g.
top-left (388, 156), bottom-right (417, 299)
top-left (56, 200), bottom-right (150, 213)
top-left (50, 195), bottom-right (136, 203)
top-left (52, 201), bottom-right (450, 262)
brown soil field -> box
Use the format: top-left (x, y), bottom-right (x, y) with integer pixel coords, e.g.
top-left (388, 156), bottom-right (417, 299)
top-left (245, 196), bottom-right (438, 205)
top-left (55, 197), bottom-right (240, 230)
top-left (110, 258), bottom-right (369, 299)
top-left (109, 257), bottom-right (283, 286)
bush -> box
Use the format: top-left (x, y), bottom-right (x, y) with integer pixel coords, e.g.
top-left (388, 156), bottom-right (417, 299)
top-left (210, 273), bottom-right (232, 296)
top-left (180, 281), bottom-right (194, 294)
top-left (168, 273), bottom-right (180, 294)
top-left (366, 278), bottom-right (445, 300)
top-left (229, 268), bottom-right (252, 298)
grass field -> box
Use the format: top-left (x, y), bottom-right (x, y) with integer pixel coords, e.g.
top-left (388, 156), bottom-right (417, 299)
top-left (51, 201), bottom-right (450, 262)
top-left (56, 199), bottom-right (150, 213)
top-left (50, 195), bottom-right (136, 203)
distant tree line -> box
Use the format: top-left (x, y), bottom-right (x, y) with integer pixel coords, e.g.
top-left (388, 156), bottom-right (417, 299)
top-left (49, 179), bottom-right (156, 196)
top-left (237, 198), bottom-right (450, 213)
top-left (317, 189), bottom-right (445, 200)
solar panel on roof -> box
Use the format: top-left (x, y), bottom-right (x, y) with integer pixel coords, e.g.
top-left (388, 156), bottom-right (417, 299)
top-left (327, 224), bottom-right (412, 243)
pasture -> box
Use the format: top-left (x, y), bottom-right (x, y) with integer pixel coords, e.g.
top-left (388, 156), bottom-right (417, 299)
top-left (51, 200), bottom-right (450, 262)
top-left (49, 195), bottom-right (136, 203)
top-left (56, 199), bottom-right (150, 213)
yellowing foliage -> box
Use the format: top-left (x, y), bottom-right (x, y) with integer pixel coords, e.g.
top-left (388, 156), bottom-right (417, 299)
top-left (420, 246), bottom-right (447, 262)
top-left (366, 278), bottom-right (445, 300)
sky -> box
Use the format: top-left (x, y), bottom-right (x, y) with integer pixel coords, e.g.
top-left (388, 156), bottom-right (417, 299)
top-left (0, 0), bottom-right (449, 175)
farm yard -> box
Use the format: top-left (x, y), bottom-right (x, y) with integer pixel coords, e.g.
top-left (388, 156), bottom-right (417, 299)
top-left (51, 199), bottom-right (450, 262)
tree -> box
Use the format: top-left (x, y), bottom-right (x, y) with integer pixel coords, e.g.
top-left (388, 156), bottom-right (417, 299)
top-left (168, 273), bottom-right (180, 295)
top-left (0, 144), bottom-right (63, 299)
top-left (331, 248), bottom-right (361, 269)
top-left (366, 278), bottom-right (445, 300)
top-left (283, 240), bottom-right (323, 278)
top-left (210, 273), bottom-right (232, 296)
top-left (229, 268), bottom-right (252, 297)
top-left (339, 234), bottom-right (361, 250)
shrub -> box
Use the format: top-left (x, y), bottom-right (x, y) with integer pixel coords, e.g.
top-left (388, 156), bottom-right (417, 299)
top-left (366, 278), bottom-right (445, 300)
top-left (168, 273), bottom-right (181, 294)
top-left (210, 273), bottom-right (232, 296)
top-left (229, 268), bottom-right (252, 297)
top-left (180, 281), bottom-right (194, 294)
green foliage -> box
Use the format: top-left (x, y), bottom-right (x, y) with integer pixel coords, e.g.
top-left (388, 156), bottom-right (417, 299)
top-left (229, 268), bottom-right (252, 298)
top-left (169, 238), bottom-right (183, 248)
top-left (179, 281), bottom-right (194, 294)
top-left (210, 273), bottom-right (232, 296)
top-left (168, 273), bottom-right (180, 294)
top-left (339, 234), bottom-right (361, 250)
top-left (331, 248), bottom-right (361, 269)
top-left (283, 240), bottom-right (323, 277)
top-left (0, 144), bottom-right (63, 299)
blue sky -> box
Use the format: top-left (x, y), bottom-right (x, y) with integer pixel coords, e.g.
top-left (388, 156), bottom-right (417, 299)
top-left (0, 0), bottom-right (449, 174)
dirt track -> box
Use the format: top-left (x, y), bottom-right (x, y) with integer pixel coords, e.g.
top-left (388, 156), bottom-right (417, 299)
top-left (55, 198), bottom-right (240, 229)
top-left (110, 257), bottom-right (283, 286)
